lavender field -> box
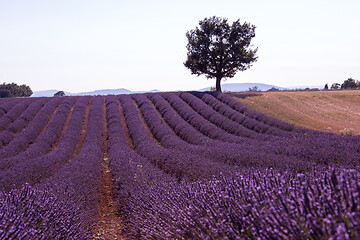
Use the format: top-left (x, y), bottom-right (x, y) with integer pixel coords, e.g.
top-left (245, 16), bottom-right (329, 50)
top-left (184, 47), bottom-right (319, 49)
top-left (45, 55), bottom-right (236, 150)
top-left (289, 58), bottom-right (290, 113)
top-left (0, 91), bottom-right (359, 239)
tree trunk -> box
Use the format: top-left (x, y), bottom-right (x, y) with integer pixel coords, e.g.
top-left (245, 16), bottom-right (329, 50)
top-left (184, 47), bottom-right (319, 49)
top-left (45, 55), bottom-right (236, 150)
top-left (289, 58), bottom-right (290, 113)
top-left (215, 77), bottom-right (222, 92)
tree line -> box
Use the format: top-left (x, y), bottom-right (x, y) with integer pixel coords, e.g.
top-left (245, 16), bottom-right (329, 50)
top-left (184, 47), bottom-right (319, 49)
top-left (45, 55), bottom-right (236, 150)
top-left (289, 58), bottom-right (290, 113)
top-left (0, 83), bottom-right (33, 98)
top-left (326, 78), bottom-right (360, 90)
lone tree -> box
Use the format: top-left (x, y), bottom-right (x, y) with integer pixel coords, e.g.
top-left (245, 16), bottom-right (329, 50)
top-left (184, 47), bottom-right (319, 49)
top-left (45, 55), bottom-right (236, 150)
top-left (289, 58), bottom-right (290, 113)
top-left (184, 16), bottom-right (258, 92)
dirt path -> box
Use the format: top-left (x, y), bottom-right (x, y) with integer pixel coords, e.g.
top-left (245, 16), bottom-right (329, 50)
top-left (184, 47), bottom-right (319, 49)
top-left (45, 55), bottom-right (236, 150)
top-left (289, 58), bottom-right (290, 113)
top-left (235, 90), bottom-right (360, 135)
top-left (92, 99), bottom-right (125, 240)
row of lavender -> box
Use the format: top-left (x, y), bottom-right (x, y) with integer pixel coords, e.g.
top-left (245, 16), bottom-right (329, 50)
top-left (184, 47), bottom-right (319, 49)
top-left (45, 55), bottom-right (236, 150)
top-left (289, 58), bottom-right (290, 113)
top-left (0, 98), bottom-right (49, 149)
top-left (0, 97), bottom-right (75, 175)
top-left (140, 92), bottom-right (360, 170)
top-left (0, 96), bottom-right (103, 239)
top-left (0, 91), bottom-right (359, 239)
top-left (0, 88), bottom-right (358, 177)
top-left (106, 93), bottom-right (360, 239)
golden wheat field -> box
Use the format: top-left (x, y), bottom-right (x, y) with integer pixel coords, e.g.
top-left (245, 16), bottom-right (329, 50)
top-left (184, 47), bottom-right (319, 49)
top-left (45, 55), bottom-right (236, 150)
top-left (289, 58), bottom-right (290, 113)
top-left (234, 90), bottom-right (360, 135)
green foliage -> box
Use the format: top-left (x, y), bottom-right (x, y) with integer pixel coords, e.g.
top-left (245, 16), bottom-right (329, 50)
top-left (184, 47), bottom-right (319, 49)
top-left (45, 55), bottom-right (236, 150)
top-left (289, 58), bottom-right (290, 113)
top-left (248, 86), bottom-right (259, 92)
top-left (54, 91), bottom-right (65, 97)
top-left (0, 82), bottom-right (32, 98)
top-left (341, 78), bottom-right (358, 89)
top-left (0, 89), bottom-right (11, 98)
top-left (267, 87), bottom-right (280, 92)
top-left (184, 16), bottom-right (258, 92)
top-left (209, 86), bottom-right (216, 92)
top-left (330, 83), bottom-right (341, 90)
top-left (331, 78), bottom-right (360, 90)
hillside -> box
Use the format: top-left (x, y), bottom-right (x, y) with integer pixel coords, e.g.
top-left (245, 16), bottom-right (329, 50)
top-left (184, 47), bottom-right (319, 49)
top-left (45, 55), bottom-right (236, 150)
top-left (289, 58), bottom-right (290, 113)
top-left (199, 82), bottom-right (287, 92)
top-left (31, 83), bottom-right (324, 97)
top-left (234, 90), bottom-right (360, 135)
top-left (30, 88), bottom-right (152, 97)
top-left (0, 92), bottom-right (359, 239)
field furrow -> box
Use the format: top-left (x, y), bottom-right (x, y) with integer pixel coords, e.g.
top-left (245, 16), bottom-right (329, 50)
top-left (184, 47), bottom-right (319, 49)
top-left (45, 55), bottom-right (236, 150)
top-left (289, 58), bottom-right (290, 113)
top-left (0, 97), bottom-right (76, 172)
top-left (0, 97), bottom-right (63, 159)
top-left (0, 91), bottom-right (359, 239)
top-left (0, 98), bottom-right (35, 132)
top-left (162, 92), bottom-right (247, 144)
top-left (0, 98), bottom-right (49, 149)
top-left (0, 98), bottom-right (22, 118)
top-left (0, 96), bottom-right (91, 191)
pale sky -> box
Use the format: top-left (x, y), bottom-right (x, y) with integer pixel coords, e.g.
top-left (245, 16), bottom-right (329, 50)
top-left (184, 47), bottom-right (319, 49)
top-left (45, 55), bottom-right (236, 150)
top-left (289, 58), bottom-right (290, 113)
top-left (0, 0), bottom-right (359, 92)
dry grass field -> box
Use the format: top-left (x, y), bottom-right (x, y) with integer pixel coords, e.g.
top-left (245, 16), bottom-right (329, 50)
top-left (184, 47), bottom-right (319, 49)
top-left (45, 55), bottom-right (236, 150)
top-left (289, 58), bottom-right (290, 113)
top-left (234, 90), bottom-right (360, 135)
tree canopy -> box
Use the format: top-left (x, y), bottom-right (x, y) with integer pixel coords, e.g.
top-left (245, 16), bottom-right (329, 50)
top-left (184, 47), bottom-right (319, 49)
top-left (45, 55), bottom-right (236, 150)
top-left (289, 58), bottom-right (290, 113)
top-left (331, 83), bottom-right (341, 90)
top-left (0, 82), bottom-right (33, 98)
top-left (341, 78), bottom-right (358, 89)
top-left (329, 78), bottom-right (360, 91)
top-left (184, 16), bottom-right (258, 92)
top-left (54, 91), bottom-right (65, 97)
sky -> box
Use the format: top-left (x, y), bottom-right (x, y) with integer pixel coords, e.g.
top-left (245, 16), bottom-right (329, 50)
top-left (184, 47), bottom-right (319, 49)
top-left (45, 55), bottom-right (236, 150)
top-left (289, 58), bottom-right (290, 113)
top-left (0, 0), bottom-right (359, 93)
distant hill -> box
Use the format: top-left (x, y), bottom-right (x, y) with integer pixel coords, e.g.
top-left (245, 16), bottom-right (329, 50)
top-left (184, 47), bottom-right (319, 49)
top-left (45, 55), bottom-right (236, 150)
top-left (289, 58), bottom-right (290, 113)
top-left (199, 83), bottom-right (286, 92)
top-left (31, 83), bottom-right (324, 97)
top-left (199, 83), bottom-right (325, 92)
top-left (31, 90), bottom-right (73, 97)
top-left (31, 88), bottom-right (160, 97)
top-left (76, 88), bottom-right (132, 96)
top-left (286, 85), bottom-right (324, 90)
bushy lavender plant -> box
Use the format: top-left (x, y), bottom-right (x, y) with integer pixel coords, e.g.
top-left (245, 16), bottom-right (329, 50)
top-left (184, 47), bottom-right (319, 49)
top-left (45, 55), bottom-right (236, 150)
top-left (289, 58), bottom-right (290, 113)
top-left (112, 168), bottom-right (360, 239)
top-left (0, 185), bottom-right (88, 239)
